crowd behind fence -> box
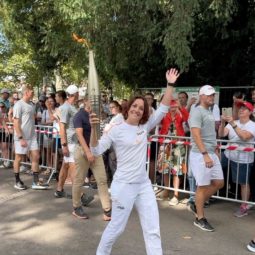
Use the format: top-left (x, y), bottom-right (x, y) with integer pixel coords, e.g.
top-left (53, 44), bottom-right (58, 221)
top-left (146, 134), bottom-right (255, 206)
top-left (1, 122), bottom-right (255, 207)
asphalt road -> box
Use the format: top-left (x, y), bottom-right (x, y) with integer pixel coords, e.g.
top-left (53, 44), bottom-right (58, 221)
top-left (0, 168), bottom-right (254, 255)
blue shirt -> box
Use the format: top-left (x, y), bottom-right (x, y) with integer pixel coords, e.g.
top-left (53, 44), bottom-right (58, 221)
top-left (73, 108), bottom-right (91, 146)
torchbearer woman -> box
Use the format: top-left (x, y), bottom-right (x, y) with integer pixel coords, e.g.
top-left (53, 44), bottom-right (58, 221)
top-left (90, 69), bottom-right (180, 255)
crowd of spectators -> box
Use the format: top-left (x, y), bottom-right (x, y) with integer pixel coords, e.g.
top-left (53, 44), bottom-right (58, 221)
top-left (1, 84), bottom-right (255, 252)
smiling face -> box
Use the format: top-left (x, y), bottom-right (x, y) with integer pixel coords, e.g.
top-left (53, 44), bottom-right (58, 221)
top-left (127, 98), bottom-right (145, 124)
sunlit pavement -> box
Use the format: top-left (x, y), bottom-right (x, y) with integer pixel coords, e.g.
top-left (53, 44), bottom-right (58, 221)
top-left (0, 168), bottom-right (254, 255)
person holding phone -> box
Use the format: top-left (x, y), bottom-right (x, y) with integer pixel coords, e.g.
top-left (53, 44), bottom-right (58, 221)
top-left (219, 101), bottom-right (255, 217)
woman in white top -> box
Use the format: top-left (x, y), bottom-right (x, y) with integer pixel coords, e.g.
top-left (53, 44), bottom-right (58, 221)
top-left (219, 101), bottom-right (255, 217)
top-left (90, 69), bottom-right (179, 255)
top-left (41, 97), bottom-right (56, 171)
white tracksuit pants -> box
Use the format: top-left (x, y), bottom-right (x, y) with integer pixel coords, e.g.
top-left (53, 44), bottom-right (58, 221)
top-left (96, 180), bottom-right (162, 255)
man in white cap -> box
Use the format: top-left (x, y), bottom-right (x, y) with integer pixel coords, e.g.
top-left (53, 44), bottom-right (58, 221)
top-left (55, 85), bottom-right (79, 197)
top-left (188, 85), bottom-right (224, 232)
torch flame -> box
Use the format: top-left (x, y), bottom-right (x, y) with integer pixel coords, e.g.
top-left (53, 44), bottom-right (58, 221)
top-left (72, 33), bottom-right (91, 49)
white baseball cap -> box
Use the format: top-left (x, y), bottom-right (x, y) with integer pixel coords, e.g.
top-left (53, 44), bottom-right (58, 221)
top-left (199, 85), bottom-right (215, 96)
top-left (1, 88), bottom-right (10, 94)
top-left (66, 84), bottom-right (79, 95)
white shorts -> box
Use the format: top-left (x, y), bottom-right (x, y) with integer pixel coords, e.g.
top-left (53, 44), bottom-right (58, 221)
top-left (63, 143), bottom-right (75, 163)
top-left (189, 151), bottom-right (223, 186)
top-left (15, 139), bottom-right (39, 155)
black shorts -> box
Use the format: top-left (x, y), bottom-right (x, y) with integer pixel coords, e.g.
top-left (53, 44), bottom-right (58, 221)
top-left (0, 132), bottom-right (13, 143)
top-left (52, 138), bottom-right (61, 153)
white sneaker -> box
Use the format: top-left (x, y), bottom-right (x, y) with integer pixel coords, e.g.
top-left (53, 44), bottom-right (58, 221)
top-left (20, 165), bottom-right (28, 173)
top-left (169, 196), bottom-right (179, 206)
top-left (3, 160), bottom-right (11, 168)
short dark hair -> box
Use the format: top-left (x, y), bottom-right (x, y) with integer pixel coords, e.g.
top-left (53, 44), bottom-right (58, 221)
top-left (145, 92), bottom-right (154, 98)
top-left (110, 100), bottom-right (122, 112)
top-left (122, 96), bottom-right (149, 125)
top-left (178, 91), bottom-right (188, 99)
top-left (56, 90), bottom-right (67, 100)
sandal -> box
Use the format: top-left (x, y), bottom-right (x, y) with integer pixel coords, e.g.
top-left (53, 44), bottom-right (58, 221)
top-left (41, 169), bottom-right (51, 176)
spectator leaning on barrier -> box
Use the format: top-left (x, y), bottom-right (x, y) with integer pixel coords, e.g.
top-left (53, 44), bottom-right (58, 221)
top-left (0, 101), bottom-right (10, 168)
top-left (72, 96), bottom-right (111, 220)
top-left (41, 97), bottom-right (57, 172)
top-left (188, 85), bottom-right (224, 232)
top-left (219, 101), bottom-right (255, 217)
top-left (13, 84), bottom-right (49, 190)
top-left (157, 99), bottom-right (189, 206)
top-left (54, 85), bottom-right (79, 198)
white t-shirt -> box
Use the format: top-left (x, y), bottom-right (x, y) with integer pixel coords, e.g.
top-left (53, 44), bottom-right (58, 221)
top-left (91, 104), bottom-right (169, 183)
top-left (224, 120), bottom-right (255, 163)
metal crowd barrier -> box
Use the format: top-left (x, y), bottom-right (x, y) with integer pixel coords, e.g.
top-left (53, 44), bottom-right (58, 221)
top-left (0, 123), bottom-right (59, 184)
top-left (147, 134), bottom-right (255, 205)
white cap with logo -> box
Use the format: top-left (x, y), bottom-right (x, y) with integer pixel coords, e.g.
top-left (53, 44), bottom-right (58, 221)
top-left (66, 85), bottom-right (79, 95)
top-left (199, 85), bottom-right (215, 96)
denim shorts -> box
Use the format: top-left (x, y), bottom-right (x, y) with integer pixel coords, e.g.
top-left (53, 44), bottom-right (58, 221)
top-left (221, 152), bottom-right (253, 185)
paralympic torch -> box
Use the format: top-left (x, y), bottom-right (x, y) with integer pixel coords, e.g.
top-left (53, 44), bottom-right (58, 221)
top-left (88, 50), bottom-right (101, 138)
top-left (72, 33), bottom-right (101, 137)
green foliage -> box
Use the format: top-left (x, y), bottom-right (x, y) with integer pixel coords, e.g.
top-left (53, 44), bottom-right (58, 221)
top-left (1, 0), bottom-right (255, 93)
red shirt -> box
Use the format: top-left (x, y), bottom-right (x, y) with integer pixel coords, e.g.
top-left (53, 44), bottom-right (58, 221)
top-left (159, 107), bottom-right (189, 136)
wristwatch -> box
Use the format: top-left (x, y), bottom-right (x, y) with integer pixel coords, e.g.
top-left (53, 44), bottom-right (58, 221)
top-left (18, 136), bottom-right (23, 140)
top-left (62, 143), bottom-right (67, 147)
top-left (232, 124), bottom-right (238, 129)
top-left (167, 82), bottom-right (175, 86)
top-left (201, 151), bottom-right (208, 155)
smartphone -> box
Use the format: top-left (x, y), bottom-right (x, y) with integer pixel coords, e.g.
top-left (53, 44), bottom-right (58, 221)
top-left (222, 107), bottom-right (232, 116)
top-left (226, 107), bottom-right (232, 116)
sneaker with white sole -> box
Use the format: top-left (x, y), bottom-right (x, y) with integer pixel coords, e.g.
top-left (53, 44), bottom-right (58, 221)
top-left (169, 196), bottom-right (179, 206)
top-left (72, 206), bottom-right (89, 219)
top-left (3, 160), bottom-right (11, 168)
top-left (31, 182), bottom-right (49, 190)
top-left (19, 165), bottom-right (28, 173)
top-left (247, 240), bottom-right (255, 253)
top-left (194, 218), bottom-right (215, 232)
top-left (234, 205), bottom-right (248, 218)
top-left (14, 181), bottom-right (27, 190)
